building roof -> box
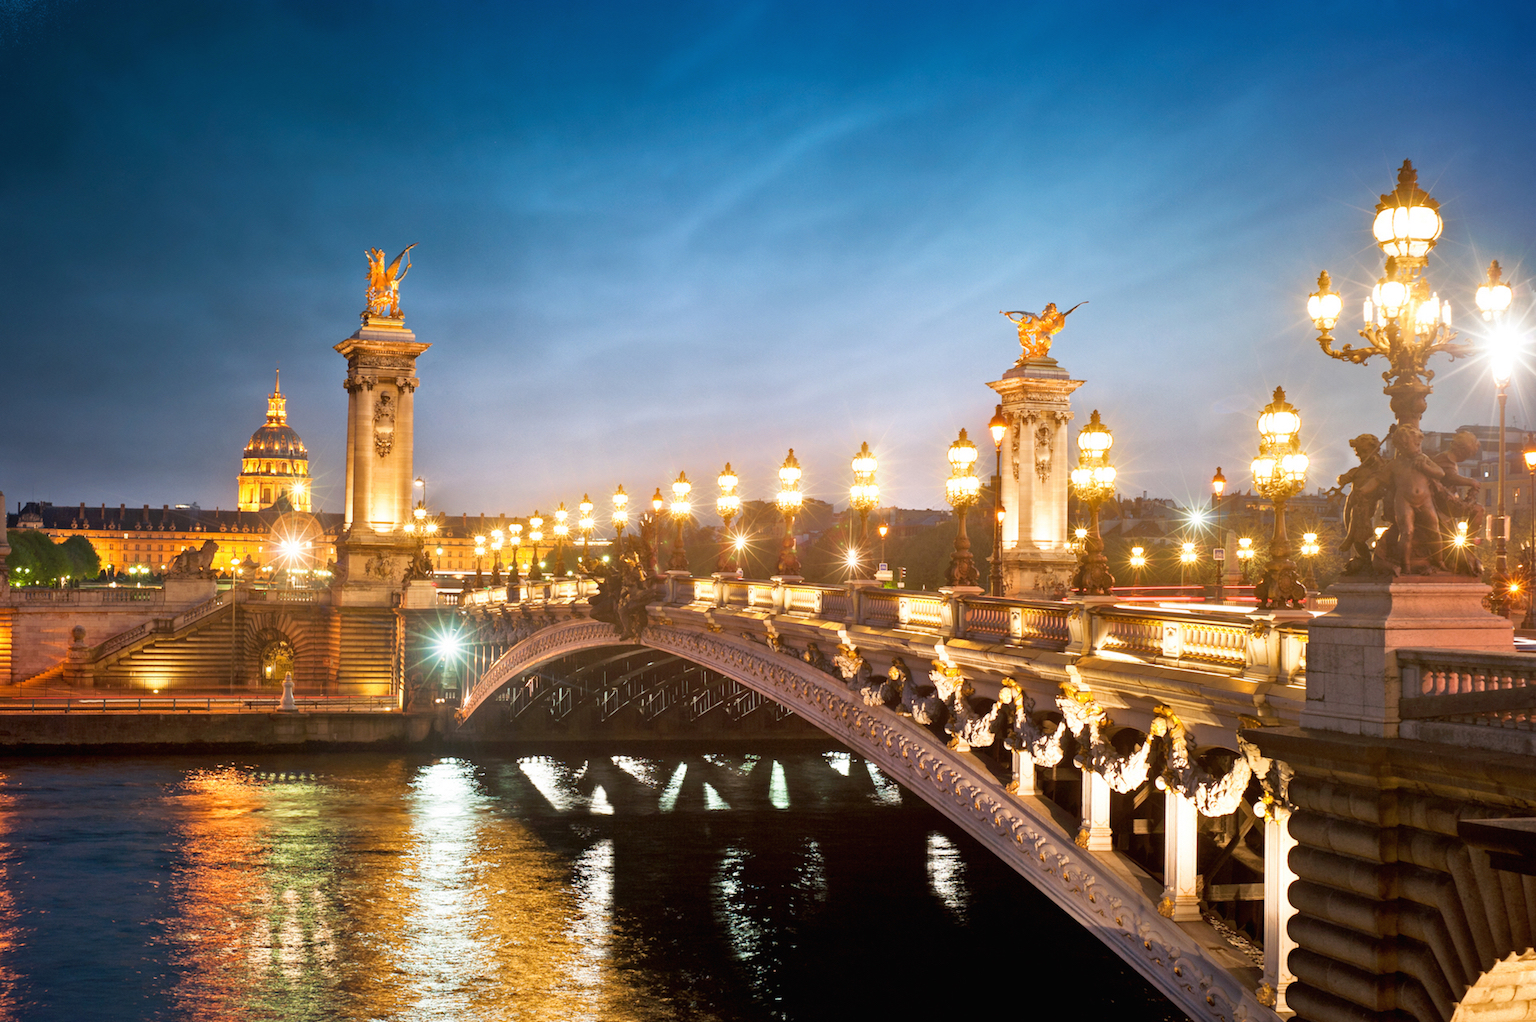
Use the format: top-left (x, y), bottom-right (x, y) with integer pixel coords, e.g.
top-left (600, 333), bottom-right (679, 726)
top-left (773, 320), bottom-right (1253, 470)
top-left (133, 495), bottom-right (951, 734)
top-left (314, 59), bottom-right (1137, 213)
top-left (7, 501), bottom-right (342, 535)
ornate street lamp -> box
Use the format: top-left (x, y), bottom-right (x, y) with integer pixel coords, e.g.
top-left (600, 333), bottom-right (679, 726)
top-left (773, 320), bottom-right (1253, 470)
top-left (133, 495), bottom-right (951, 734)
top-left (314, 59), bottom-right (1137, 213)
top-left (849, 442), bottom-right (879, 576)
top-left (553, 502), bottom-right (570, 577)
top-left (1250, 387), bottom-right (1309, 609)
top-left (648, 487), bottom-right (665, 576)
top-left (509, 522), bottom-right (523, 578)
top-left (1179, 541), bottom-right (1196, 588)
top-left (527, 511), bottom-right (544, 581)
top-left (1237, 536), bottom-right (1254, 582)
top-left (988, 405), bottom-right (1008, 596)
top-left (578, 495), bottom-right (595, 572)
top-left (1211, 467), bottom-right (1227, 601)
top-left (611, 485), bottom-right (629, 562)
top-left (669, 471), bottom-right (692, 573)
top-left (1307, 161), bottom-right (1481, 434)
top-left (716, 464), bottom-right (741, 574)
top-left (1524, 444), bottom-right (1536, 630)
top-left (1129, 545), bottom-right (1147, 585)
top-left (775, 450), bottom-right (803, 577)
top-left (473, 533), bottom-right (486, 588)
top-left (490, 528), bottom-right (504, 586)
top-left (945, 428), bottom-right (983, 588)
top-left (877, 521), bottom-right (889, 566)
top-left (1301, 532), bottom-right (1321, 591)
top-left (1480, 261), bottom-right (1520, 609)
top-left (1068, 411), bottom-right (1116, 595)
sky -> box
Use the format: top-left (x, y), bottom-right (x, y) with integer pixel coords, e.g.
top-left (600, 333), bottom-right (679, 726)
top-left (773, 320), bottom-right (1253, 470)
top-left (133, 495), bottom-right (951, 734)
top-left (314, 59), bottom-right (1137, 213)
top-left (4, 1), bottom-right (1536, 521)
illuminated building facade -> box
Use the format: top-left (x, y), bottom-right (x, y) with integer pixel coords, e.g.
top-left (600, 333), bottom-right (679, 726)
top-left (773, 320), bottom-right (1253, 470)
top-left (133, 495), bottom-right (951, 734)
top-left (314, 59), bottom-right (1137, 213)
top-left (237, 371), bottom-right (312, 513)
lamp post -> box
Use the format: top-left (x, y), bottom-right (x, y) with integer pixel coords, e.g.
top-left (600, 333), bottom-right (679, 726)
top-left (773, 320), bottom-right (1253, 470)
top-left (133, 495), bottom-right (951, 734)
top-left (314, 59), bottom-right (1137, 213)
top-left (490, 528), bottom-right (504, 586)
top-left (1179, 542), bottom-right (1196, 588)
top-left (611, 485), bottom-right (629, 563)
top-left (527, 511), bottom-right (544, 581)
top-left (509, 522), bottom-right (522, 579)
top-left (775, 450), bottom-right (803, 577)
top-left (578, 496), bottom-right (595, 573)
top-left (1300, 532), bottom-right (1321, 592)
top-left (669, 471), bottom-right (692, 573)
top-left (473, 533), bottom-right (486, 588)
top-left (944, 429), bottom-right (983, 589)
top-left (1250, 386), bottom-right (1309, 610)
top-left (1237, 537), bottom-right (1254, 582)
top-left (988, 404), bottom-right (1007, 596)
top-left (849, 442), bottom-right (879, 578)
top-left (1306, 162), bottom-right (1514, 578)
top-left (552, 503), bottom-right (570, 577)
top-left (878, 522), bottom-right (889, 566)
top-left (716, 464), bottom-right (741, 574)
top-left (648, 487), bottom-right (665, 576)
top-left (1524, 444), bottom-right (1536, 629)
top-left (1480, 261), bottom-right (1519, 610)
top-left (414, 476), bottom-right (426, 512)
top-left (1068, 410), bottom-right (1116, 596)
top-left (1130, 546), bottom-right (1146, 586)
top-left (1211, 467), bottom-right (1227, 601)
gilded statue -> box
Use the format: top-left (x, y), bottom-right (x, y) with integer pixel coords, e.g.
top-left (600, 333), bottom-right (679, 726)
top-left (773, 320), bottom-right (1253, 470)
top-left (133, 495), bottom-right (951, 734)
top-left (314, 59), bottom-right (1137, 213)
top-left (364, 244), bottom-right (417, 320)
top-left (1001, 301), bottom-right (1086, 362)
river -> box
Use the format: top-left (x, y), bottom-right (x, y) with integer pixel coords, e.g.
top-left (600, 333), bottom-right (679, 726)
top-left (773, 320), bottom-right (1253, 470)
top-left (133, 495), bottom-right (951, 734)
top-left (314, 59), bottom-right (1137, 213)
top-left (0, 749), bottom-right (1182, 1020)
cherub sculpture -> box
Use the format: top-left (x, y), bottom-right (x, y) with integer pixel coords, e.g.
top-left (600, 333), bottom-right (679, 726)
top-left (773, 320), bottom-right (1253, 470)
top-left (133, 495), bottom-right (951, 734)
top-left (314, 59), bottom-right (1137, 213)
top-left (364, 243), bottom-right (417, 320)
top-left (1001, 302), bottom-right (1087, 362)
top-left (1430, 430), bottom-right (1486, 575)
top-left (1335, 433), bottom-right (1387, 574)
top-left (1382, 425), bottom-right (1447, 575)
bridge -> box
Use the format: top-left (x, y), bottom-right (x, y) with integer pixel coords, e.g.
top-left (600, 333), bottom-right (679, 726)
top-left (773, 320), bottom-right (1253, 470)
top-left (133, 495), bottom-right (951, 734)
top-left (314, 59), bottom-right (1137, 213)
top-left (7, 161), bottom-right (1536, 1022)
top-left (438, 570), bottom-right (1536, 1022)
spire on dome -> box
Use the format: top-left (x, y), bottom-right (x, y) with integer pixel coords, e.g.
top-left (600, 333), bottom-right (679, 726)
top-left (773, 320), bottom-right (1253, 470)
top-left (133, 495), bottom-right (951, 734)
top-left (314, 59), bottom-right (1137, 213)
top-left (266, 367), bottom-right (287, 425)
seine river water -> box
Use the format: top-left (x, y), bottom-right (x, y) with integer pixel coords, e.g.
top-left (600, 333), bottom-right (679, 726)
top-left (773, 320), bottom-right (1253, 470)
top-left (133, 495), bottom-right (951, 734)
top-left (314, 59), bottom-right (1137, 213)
top-left (0, 750), bottom-right (1182, 1021)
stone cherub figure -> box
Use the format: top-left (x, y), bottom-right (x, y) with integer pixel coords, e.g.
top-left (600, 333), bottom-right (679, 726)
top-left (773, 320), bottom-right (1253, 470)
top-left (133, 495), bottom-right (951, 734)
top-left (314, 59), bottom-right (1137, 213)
top-left (1383, 425), bottom-right (1447, 575)
top-left (1335, 433), bottom-right (1387, 574)
top-left (1001, 302), bottom-right (1087, 362)
top-left (1430, 430), bottom-right (1486, 574)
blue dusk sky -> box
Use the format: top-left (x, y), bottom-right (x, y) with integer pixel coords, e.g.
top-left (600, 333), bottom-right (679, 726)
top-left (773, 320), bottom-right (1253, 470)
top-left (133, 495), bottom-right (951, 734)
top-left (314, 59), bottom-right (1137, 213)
top-left (3, 1), bottom-right (1535, 519)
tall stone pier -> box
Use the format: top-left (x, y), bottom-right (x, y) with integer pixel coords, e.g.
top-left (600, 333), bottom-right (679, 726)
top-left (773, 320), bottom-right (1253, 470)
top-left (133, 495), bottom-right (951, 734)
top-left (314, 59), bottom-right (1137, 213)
top-left (333, 315), bottom-right (429, 607)
top-left (987, 353), bottom-right (1083, 597)
top-left (330, 312), bottom-right (430, 696)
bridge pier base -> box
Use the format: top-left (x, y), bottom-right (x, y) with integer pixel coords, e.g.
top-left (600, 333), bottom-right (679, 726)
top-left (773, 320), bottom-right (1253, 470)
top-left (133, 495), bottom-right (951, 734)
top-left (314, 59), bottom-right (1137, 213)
top-left (1161, 790), bottom-right (1202, 922)
top-left (1078, 767), bottom-right (1113, 851)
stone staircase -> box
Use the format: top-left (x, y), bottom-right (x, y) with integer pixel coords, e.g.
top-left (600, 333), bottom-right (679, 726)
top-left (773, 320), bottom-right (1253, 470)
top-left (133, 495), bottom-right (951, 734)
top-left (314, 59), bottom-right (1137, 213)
top-left (94, 601), bottom-right (242, 689)
top-left (334, 609), bottom-right (399, 697)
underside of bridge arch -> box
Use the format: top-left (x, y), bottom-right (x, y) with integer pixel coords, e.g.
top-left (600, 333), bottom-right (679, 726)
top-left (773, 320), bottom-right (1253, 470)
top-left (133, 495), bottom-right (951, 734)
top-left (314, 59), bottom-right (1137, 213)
top-left (458, 633), bottom-right (817, 740)
top-left (458, 618), bottom-right (1275, 1022)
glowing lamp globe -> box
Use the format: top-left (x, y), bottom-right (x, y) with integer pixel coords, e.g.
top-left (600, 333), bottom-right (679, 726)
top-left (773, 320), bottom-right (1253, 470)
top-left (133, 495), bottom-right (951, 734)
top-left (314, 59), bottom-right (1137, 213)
top-left (1371, 160), bottom-right (1443, 260)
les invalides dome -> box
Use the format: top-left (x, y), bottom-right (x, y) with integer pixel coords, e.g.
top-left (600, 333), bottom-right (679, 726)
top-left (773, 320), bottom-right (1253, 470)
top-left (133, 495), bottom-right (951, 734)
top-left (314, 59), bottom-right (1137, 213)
top-left (237, 370), bottom-right (312, 512)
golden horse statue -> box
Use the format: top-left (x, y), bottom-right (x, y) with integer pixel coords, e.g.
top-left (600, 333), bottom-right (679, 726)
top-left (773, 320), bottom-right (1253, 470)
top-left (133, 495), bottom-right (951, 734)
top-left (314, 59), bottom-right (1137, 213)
top-left (364, 243), bottom-right (417, 320)
top-left (1002, 301), bottom-right (1086, 361)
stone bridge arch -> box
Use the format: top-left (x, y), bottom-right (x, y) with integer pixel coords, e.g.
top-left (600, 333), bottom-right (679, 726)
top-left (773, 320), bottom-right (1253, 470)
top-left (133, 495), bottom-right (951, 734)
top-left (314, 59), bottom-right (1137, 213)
top-left (460, 617), bottom-right (1272, 1022)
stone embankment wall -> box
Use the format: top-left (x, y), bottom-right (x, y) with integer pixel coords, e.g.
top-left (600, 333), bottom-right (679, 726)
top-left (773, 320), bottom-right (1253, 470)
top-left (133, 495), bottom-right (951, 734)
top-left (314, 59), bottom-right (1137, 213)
top-left (0, 711), bottom-right (443, 750)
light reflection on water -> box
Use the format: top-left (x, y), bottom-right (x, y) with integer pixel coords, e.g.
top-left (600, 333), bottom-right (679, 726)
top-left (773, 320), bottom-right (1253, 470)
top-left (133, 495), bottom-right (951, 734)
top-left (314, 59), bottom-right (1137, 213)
top-left (0, 751), bottom-right (1184, 1022)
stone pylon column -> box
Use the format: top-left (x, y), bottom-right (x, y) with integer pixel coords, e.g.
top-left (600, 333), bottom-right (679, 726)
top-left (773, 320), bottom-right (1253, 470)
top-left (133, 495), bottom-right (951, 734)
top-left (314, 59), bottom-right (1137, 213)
top-left (987, 353), bottom-right (1084, 598)
top-left (333, 313), bottom-right (429, 608)
top-left (1160, 789), bottom-right (1202, 921)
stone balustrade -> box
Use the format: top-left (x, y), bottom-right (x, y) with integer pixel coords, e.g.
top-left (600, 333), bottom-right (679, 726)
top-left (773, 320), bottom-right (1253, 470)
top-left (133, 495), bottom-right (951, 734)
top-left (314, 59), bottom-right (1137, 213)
top-left (1397, 647), bottom-right (1536, 752)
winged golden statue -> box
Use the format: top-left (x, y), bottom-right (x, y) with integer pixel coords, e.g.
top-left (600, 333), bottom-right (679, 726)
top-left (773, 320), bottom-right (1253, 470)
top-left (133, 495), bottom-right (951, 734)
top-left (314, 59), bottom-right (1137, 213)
top-left (364, 243), bottom-right (417, 320)
top-left (1002, 301), bottom-right (1086, 362)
